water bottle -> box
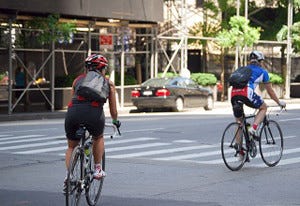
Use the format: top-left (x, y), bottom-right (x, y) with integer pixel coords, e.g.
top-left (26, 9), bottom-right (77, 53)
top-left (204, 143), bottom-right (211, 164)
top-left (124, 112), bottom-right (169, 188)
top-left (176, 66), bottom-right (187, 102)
top-left (84, 146), bottom-right (90, 156)
top-left (246, 123), bottom-right (253, 141)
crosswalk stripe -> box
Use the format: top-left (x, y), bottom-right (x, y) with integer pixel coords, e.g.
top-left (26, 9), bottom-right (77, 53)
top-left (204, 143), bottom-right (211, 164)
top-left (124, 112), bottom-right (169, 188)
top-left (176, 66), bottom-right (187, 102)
top-left (154, 147), bottom-right (220, 160)
top-left (0, 136), bottom-right (65, 145)
top-left (106, 143), bottom-right (170, 152)
top-left (275, 157), bottom-right (300, 166)
top-left (0, 140), bottom-right (65, 150)
top-left (13, 146), bottom-right (67, 154)
top-left (193, 147), bottom-right (300, 165)
top-left (108, 145), bottom-right (217, 159)
top-left (0, 134), bottom-right (44, 141)
top-left (11, 137), bottom-right (157, 155)
top-left (2, 132), bottom-right (300, 167)
top-left (0, 135), bottom-right (11, 137)
top-left (105, 137), bottom-right (156, 145)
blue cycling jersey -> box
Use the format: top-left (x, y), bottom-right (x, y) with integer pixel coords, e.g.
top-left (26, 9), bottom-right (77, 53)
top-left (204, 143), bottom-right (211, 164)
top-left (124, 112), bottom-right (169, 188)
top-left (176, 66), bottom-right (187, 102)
top-left (247, 64), bottom-right (270, 90)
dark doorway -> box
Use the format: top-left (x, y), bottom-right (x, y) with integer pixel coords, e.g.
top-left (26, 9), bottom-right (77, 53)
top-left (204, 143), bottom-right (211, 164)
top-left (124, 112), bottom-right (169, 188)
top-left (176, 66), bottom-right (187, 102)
top-left (188, 49), bottom-right (202, 73)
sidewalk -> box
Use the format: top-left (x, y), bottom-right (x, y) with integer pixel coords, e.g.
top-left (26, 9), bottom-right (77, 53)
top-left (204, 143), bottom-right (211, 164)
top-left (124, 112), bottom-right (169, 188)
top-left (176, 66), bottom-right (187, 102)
top-left (0, 98), bottom-right (299, 122)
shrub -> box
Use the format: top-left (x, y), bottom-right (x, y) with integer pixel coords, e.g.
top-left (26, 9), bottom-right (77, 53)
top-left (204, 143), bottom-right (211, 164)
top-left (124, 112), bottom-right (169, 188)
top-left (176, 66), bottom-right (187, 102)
top-left (115, 74), bottom-right (137, 86)
top-left (55, 74), bottom-right (77, 87)
top-left (269, 73), bottom-right (284, 85)
top-left (190, 73), bottom-right (217, 86)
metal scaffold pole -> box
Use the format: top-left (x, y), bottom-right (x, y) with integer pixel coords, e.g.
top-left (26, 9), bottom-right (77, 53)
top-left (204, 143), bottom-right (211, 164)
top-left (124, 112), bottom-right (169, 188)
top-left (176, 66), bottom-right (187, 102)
top-left (285, 0), bottom-right (293, 99)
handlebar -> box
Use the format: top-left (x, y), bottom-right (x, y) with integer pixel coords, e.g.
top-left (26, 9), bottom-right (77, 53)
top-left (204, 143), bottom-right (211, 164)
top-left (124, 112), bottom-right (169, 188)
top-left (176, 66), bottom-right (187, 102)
top-left (105, 123), bottom-right (121, 139)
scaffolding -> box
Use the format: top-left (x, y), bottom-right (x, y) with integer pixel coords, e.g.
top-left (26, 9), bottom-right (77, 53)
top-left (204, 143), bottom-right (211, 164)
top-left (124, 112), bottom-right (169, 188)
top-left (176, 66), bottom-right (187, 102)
top-left (159, 0), bottom-right (293, 99)
top-left (0, 17), bottom-right (158, 114)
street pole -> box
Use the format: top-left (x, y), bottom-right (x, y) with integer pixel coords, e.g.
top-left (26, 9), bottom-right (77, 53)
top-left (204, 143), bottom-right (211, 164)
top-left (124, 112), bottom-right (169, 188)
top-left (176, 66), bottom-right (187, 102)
top-left (285, 0), bottom-right (293, 99)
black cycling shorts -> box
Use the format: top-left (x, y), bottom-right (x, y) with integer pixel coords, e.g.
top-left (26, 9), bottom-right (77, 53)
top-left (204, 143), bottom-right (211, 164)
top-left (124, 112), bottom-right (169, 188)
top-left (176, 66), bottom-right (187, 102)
top-left (231, 95), bottom-right (257, 118)
top-left (65, 103), bottom-right (105, 140)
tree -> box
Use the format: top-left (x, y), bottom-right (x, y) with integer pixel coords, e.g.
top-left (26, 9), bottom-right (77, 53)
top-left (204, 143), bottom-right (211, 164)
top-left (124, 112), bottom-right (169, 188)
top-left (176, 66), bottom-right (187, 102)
top-left (216, 16), bottom-right (261, 65)
top-left (216, 16), bottom-right (260, 101)
top-left (26, 14), bottom-right (76, 45)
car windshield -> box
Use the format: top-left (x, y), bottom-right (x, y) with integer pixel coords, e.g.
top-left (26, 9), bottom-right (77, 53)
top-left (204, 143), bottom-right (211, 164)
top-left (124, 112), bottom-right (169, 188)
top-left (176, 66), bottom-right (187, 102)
top-left (141, 78), bottom-right (172, 87)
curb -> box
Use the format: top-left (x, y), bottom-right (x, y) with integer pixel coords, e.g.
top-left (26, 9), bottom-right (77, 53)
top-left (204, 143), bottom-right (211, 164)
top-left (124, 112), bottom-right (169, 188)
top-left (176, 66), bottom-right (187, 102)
top-left (0, 99), bottom-right (299, 122)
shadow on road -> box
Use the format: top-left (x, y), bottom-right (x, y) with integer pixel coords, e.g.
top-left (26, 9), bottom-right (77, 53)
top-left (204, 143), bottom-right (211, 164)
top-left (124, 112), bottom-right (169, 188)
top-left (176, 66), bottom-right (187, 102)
top-left (0, 189), bottom-right (221, 206)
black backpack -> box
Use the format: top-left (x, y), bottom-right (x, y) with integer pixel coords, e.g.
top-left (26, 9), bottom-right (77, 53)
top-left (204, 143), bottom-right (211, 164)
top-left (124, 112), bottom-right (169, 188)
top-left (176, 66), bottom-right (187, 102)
top-left (76, 70), bottom-right (110, 103)
top-left (228, 66), bottom-right (252, 88)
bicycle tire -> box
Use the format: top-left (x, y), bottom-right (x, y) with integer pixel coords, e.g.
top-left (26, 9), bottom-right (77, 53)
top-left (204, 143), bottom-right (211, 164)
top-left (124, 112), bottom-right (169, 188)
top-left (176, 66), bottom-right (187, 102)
top-left (66, 146), bottom-right (84, 206)
top-left (221, 122), bottom-right (247, 171)
top-left (259, 120), bottom-right (283, 167)
top-left (86, 151), bottom-right (106, 206)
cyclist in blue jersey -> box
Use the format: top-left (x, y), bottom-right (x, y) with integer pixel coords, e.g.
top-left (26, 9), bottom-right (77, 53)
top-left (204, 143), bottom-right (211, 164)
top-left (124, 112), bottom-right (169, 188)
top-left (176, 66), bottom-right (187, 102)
top-left (231, 51), bottom-right (286, 137)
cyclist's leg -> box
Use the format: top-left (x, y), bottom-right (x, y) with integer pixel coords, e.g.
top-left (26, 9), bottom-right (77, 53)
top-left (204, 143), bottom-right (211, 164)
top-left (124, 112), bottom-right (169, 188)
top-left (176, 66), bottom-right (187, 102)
top-left (246, 91), bottom-right (266, 131)
top-left (93, 136), bottom-right (104, 164)
top-left (92, 135), bottom-right (106, 178)
top-left (64, 104), bottom-right (83, 169)
top-left (86, 106), bottom-right (106, 178)
top-left (231, 96), bottom-right (245, 145)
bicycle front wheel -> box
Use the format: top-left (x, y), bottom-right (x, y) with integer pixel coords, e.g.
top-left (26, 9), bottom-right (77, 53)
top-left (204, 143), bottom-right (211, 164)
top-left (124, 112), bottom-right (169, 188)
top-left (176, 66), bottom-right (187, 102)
top-left (86, 151), bottom-right (106, 206)
top-left (259, 120), bottom-right (283, 167)
top-left (221, 122), bottom-right (247, 171)
top-left (66, 146), bottom-right (84, 206)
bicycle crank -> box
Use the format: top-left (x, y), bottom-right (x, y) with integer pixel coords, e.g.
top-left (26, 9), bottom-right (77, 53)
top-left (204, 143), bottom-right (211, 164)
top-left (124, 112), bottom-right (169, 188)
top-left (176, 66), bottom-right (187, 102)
top-left (249, 140), bottom-right (257, 158)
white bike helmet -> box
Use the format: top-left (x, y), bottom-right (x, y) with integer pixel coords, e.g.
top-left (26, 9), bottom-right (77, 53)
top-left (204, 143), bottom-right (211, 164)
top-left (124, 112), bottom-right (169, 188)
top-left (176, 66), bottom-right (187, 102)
top-left (250, 51), bottom-right (264, 61)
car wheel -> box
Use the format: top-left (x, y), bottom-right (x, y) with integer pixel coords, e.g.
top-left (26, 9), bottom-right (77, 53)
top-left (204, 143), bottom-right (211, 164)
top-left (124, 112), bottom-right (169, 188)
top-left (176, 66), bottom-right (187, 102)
top-left (173, 97), bottom-right (184, 112)
top-left (204, 95), bottom-right (214, 110)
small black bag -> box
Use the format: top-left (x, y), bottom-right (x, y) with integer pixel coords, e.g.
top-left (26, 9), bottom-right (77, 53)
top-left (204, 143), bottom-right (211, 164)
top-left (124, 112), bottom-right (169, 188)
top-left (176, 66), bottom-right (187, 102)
top-left (76, 70), bottom-right (109, 102)
top-left (228, 66), bottom-right (252, 88)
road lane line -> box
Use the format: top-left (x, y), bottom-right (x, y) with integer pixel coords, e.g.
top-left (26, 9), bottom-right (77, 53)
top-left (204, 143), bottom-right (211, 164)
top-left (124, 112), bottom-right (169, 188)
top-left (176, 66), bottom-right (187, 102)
top-left (0, 136), bottom-right (65, 145)
top-left (0, 134), bottom-right (44, 141)
top-left (105, 137), bottom-right (156, 145)
top-left (0, 140), bottom-right (66, 150)
top-left (13, 146), bottom-right (67, 154)
top-left (106, 143), bottom-right (170, 152)
top-left (154, 147), bottom-right (220, 160)
top-left (108, 145), bottom-right (217, 159)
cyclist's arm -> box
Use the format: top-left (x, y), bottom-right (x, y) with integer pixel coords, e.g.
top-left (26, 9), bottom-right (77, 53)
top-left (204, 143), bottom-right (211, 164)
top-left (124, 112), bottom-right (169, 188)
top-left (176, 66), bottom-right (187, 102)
top-left (264, 82), bottom-right (280, 105)
top-left (108, 80), bottom-right (118, 120)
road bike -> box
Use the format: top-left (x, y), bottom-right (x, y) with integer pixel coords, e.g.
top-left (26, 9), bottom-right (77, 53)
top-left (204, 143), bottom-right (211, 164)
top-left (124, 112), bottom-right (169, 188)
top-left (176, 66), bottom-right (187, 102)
top-left (221, 105), bottom-right (285, 171)
top-left (65, 123), bottom-right (121, 206)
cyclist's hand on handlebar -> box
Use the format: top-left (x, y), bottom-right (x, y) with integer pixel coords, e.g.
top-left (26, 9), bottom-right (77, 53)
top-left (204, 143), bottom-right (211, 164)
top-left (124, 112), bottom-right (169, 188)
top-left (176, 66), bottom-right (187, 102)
top-left (278, 101), bottom-right (286, 108)
top-left (112, 119), bottom-right (121, 128)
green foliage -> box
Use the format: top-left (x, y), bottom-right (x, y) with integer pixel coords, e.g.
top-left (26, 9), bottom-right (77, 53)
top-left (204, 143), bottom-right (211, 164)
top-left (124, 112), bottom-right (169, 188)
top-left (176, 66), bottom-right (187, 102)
top-left (55, 74), bottom-right (77, 87)
top-left (190, 73), bottom-right (217, 86)
top-left (0, 72), bottom-right (6, 82)
top-left (115, 74), bottom-right (137, 86)
top-left (26, 14), bottom-right (76, 44)
top-left (269, 73), bottom-right (284, 85)
top-left (216, 16), bottom-right (261, 49)
top-left (277, 22), bottom-right (300, 53)
top-left (156, 72), bottom-right (217, 86)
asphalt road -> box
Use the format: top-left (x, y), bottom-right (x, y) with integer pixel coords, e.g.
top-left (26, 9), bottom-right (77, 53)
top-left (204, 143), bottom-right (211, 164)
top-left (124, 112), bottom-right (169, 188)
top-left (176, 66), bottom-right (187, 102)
top-left (0, 108), bottom-right (299, 206)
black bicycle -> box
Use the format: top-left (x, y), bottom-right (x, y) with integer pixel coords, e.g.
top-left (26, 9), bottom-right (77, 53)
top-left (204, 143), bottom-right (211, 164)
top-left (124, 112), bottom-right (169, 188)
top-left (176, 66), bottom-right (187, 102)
top-left (65, 123), bottom-right (121, 206)
top-left (221, 105), bottom-right (285, 171)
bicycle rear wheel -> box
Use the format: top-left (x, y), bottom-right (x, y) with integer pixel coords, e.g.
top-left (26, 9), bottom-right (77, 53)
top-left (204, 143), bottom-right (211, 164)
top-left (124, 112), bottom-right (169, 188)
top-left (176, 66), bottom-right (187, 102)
top-left (86, 151), bottom-right (106, 206)
top-left (259, 120), bottom-right (283, 167)
top-left (221, 122), bottom-right (247, 171)
top-left (66, 146), bottom-right (84, 206)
